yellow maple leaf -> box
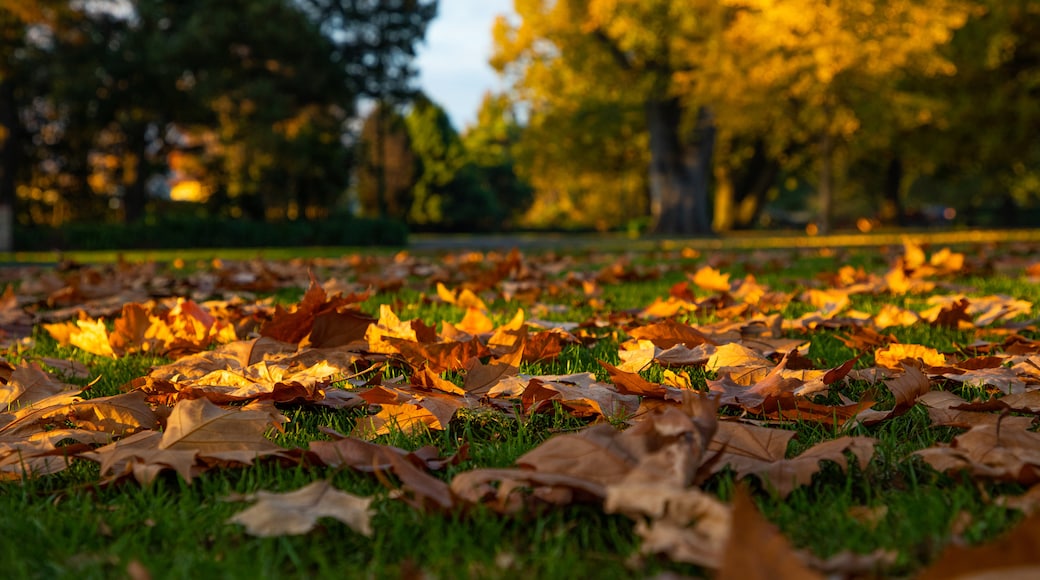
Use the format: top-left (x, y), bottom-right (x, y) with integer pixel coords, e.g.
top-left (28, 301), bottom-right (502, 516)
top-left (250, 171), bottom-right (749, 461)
top-left (875, 343), bottom-right (946, 371)
top-left (457, 308), bottom-right (495, 335)
top-left (691, 266), bottom-right (732, 293)
top-left (364, 305), bottom-right (416, 354)
top-left (874, 304), bottom-right (920, 328)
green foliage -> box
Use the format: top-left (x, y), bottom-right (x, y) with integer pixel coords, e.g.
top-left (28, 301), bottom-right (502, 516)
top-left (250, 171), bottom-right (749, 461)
top-left (462, 93), bottom-right (535, 227)
top-left (404, 95), bottom-right (504, 231)
top-left (355, 93), bottom-right (534, 232)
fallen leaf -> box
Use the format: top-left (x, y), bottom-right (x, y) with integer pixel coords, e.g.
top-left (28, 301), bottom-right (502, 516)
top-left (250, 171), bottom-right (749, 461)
top-left (917, 510), bottom-right (1040, 580)
top-left (691, 266), bottom-right (732, 293)
top-left (227, 480), bottom-right (373, 536)
top-left (875, 343), bottom-right (946, 371)
top-left (718, 487), bottom-right (823, 579)
top-left (629, 319), bottom-right (715, 350)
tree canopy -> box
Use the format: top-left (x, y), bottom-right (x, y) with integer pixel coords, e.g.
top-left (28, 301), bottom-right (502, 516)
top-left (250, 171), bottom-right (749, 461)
top-left (0, 0), bottom-right (437, 246)
top-left (493, 0), bottom-right (1036, 233)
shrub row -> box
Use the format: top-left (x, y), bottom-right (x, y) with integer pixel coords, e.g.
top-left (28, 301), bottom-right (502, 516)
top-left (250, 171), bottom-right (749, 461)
top-left (14, 215), bottom-right (408, 251)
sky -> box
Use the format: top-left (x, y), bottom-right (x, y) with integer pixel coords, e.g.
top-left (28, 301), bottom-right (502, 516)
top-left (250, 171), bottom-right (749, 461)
top-left (415, 0), bottom-right (516, 132)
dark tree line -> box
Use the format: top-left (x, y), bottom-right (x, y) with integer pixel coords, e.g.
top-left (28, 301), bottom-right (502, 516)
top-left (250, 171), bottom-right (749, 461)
top-left (0, 0), bottom-right (437, 249)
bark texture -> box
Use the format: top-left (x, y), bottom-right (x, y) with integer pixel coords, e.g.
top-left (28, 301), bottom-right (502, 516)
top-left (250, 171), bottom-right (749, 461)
top-left (646, 100), bottom-right (713, 235)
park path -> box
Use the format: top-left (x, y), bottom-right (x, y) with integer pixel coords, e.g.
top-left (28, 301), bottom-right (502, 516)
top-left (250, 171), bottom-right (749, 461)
top-left (409, 228), bottom-right (1040, 253)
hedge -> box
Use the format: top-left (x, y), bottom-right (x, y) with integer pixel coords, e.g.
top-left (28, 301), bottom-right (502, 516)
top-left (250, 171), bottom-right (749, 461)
top-left (14, 215), bottom-right (408, 251)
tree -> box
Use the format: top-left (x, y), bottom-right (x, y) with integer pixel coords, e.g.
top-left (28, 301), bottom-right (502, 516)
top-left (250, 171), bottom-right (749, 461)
top-left (404, 95), bottom-right (502, 230)
top-left (493, 0), bottom-right (976, 234)
top-left (167, 0), bottom-right (353, 221)
top-left (493, 0), bottom-right (727, 235)
top-left (298, 0), bottom-right (437, 101)
top-left (2, 0), bottom-right (435, 240)
top-left (356, 102), bottom-right (417, 220)
top-left (0, 4), bottom-right (31, 250)
top-left (691, 0), bottom-right (975, 232)
top-left (0, 0), bottom-right (83, 246)
top-left (462, 92), bottom-right (534, 227)
top-left (904, 0), bottom-right (1040, 224)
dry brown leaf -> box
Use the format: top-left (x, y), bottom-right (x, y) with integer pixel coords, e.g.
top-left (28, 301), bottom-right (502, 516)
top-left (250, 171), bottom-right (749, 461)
top-left (44, 317), bottom-right (117, 358)
top-left (160, 397), bottom-right (284, 465)
top-left (1, 361), bottom-right (82, 412)
top-left (920, 297), bottom-right (974, 330)
top-left (934, 365), bottom-right (1027, 395)
top-left (411, 366), bottom-right (466, 395)
top-left (710, 421), bottom-right (795, 473)
top-left (227, 480), bottom-right (373, 537)
top-left (456, 307), bottom-right (495, 335)
top-left (389, 337), bottom-right (489, 373)
top-left (365, 304), bottom-right (417, 354)
top-left (917, 509), bottom-right (1040, 580)
top-left (83, 430), bottom-right (198, 484)
top-left (260, 274), bottom-right (342, 344)
top-left (708, 351), bottom-right (802, 410)
top-left (436, 282), bottom-right (488, 312)
top-left (629, 319), bottom-right (715, 350)
top-left (515, 424), bottom-right (641, 487)
top-left (352, 402), bottom-right (442, 439)
top-left (522, 330), bottom-right (568, 363)
top-left (305, 309), bottom-right (374, 349)
top-left (874, 304), bottom-right (920, 328)
top-left (382, 449), bottom-right (455, 512)
top-left (717, 487), bottom-right (823, 579)
top-left (856, 364), bottom-right (932, 425)
top-left (462, 338), bottom-right (524, 396)
top-left (521, 376), bottom-right (640, 419)
top-left (611, 487), bottom-right (731, 569)
top-left (452, 467), bottom-right (607, 513)
top-left (0, 431), bottom-right (106, 479)
top-left (915, 420), bottom-right (1040, 484)
top-left (705, 343), bottom-right (773, 373)
top-left (309, 428), bottom-right (465, 472)
top-left (804, 288), bottom-right (850, 316)
top-left (64, 390), bottom-right (160, 434)
top-left (750, 436), bottom-right (875, 497)
top-left (916, 390), bottom-right (1035, 430)
top-left (600, 360), bottom-right (670, 398)
top-left (710, 422), bottom-right (875, 497)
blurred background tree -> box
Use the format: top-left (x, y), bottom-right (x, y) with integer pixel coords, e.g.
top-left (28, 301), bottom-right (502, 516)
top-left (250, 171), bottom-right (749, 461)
top-left (356, 102), bottom-right (417, 221)
top-left (462, 92), bottom-right (534, 229)
top-left (492, 0), bottom-right (1039, 234)
top-left (0, 0), bottom-right (437, 249)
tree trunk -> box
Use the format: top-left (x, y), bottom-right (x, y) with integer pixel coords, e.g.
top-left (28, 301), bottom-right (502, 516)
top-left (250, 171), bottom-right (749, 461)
top-left (122, 126), bottom-right (149, 224)
top-left (714, 140), bottom-right (779, 231)
top-left (883, 156), bottom-right (905, 226)
top-left (0, 79), bottom-right (16, 251)
top-left (375, 103), bottom-right (388, 218)
top-left (646, 99), bottom-right (713, 235)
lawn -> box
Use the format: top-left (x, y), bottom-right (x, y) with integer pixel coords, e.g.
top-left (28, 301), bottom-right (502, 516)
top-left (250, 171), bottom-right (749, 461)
top-left (2, 237), bottom-right (1040, 579)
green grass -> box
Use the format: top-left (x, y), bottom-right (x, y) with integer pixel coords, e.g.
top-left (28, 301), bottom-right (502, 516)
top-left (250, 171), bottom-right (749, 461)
top-left (2, 241), bottom-right (1038, 578)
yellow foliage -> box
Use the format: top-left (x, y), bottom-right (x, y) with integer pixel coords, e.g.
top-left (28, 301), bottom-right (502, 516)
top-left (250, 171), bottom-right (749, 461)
top-left (170, 180), bottom-right (210, 203)
top-left (493, 0), bottom-right (976, 228)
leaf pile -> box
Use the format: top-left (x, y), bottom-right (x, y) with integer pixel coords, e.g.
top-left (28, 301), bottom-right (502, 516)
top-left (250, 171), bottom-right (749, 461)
top-left (3, 240), bottom-right (1040, 576)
